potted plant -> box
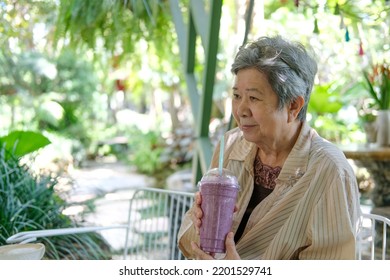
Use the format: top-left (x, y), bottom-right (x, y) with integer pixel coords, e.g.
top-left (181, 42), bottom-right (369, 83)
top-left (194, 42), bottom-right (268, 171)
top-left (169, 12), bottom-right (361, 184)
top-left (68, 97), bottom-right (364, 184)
top-left (357, 99), bottom-right (377, 144)
top-left (363, 62), bottom-right (390, 146)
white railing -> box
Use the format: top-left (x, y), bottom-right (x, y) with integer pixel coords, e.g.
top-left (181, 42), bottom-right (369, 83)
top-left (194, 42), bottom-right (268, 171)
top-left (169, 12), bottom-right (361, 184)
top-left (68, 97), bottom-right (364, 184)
top-left (6, 187), bottom-right (195, 260)
top-left (356, 213), bottom-right (390, 260)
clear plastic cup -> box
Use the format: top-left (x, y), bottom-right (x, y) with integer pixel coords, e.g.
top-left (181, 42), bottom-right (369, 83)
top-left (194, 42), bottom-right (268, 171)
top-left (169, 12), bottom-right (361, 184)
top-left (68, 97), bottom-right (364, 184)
top-left (198, 168), bottom-right (239, 254)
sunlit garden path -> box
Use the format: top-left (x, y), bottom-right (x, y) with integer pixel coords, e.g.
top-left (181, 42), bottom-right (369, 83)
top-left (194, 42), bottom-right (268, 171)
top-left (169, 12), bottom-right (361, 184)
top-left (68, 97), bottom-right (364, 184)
top-left (67, 160), bottom-right (154, 204)
top-left (62, 160), bottom-right (155, 252)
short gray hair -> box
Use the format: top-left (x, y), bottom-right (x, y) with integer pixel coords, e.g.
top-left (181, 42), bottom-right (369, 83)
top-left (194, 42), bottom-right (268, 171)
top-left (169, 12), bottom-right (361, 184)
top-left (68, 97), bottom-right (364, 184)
top-left (231, 35), bottom-right (317, 121)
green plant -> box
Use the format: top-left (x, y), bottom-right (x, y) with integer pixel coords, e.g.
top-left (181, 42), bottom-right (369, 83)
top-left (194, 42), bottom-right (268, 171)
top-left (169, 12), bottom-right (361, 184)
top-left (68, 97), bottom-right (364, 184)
top-left (307, 83), bottom-right (358, 143)
top-left (0, 131), bottom-right (51, 160)
top-left (128, 129), bottom-right (166, 175)
top-left (357, 98), bottom-right (377, 125)
top-left (0, 131), bottom-right (111, 259)
top-left (363, 62), bottom-right (390, 110)
top-left (308, 83), bottom-right (343, 114)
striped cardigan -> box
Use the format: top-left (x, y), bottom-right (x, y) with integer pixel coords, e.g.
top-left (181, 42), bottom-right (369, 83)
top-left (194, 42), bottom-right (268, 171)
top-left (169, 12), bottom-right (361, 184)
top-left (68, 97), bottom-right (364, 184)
top-left (178, 122), bottom-right (361, 259)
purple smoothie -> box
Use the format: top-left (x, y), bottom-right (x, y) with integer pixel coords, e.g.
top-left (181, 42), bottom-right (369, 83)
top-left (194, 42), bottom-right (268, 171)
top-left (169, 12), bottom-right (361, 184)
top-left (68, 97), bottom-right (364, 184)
top-left (198, 168), bottom-right (239, 254)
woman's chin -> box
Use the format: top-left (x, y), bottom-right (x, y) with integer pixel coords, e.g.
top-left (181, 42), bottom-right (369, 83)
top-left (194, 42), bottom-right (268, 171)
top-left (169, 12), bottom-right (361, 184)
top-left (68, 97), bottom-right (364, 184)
top-left (241, 132), bottom-right (258, 144)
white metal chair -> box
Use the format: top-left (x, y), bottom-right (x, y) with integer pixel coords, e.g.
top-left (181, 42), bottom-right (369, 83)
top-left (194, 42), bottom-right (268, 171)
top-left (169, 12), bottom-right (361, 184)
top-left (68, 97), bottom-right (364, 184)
top-left (6, 187), bottom-right (195, 260)
top-left (356, 213), bottom-right (390, 260)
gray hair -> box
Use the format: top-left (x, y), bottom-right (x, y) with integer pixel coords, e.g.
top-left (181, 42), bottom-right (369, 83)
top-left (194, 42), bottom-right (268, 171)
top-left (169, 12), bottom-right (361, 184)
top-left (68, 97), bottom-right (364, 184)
top-left (231, 35), bottom-right (317, 121)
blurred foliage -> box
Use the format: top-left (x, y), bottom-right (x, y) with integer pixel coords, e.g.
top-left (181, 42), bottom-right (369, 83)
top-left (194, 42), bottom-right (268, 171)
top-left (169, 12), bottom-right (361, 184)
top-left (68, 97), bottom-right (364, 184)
top-left (0, 48), bottom-right (103, 157)
top-left (363, 62), bottom-right (390, 110)
top-left (127, 128), bottom-right (167, 175)
top-left (1, 0), bottom-right (390, 165)
top-left (309, 83), bottom-right (344, 114)
top-left (54, 0), bottom-right (175, 61)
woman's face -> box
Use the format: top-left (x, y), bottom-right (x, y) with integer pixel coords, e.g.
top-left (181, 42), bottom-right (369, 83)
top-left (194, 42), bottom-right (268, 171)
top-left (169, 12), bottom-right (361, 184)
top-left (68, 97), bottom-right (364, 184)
top-left (232, 68), bottom-right (290, 147)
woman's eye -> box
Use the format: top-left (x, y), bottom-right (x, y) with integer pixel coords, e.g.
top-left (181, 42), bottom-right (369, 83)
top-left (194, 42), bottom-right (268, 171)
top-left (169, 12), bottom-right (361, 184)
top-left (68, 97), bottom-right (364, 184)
top-left (233, 93), bottom-right (240, 99)
top-left (249, 96), bottom-right (258, 101)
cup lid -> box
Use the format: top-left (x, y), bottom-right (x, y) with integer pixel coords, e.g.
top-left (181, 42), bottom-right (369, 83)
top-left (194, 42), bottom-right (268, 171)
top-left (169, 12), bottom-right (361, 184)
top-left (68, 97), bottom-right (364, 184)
top-left (199, 168), bottom-right (239, 188)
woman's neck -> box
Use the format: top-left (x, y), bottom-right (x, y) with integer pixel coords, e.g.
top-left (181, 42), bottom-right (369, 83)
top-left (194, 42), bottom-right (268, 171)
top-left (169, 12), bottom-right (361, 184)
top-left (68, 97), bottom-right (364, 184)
top-left (257, 121), bottom-right (303, 167)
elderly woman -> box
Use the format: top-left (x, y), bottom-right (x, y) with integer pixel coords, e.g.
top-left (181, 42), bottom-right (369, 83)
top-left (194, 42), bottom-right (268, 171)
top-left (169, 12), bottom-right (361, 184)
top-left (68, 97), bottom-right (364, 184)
top-left (177, 35), bottom-right (361, 260)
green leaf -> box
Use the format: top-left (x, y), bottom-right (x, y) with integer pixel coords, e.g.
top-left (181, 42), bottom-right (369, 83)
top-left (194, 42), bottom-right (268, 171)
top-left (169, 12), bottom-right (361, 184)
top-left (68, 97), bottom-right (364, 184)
top-left (308, 84), bottom-right (343, 114)
top-left (0, 131), bottom-right (51, 159)
top-left (362, 70), bottom-right (381, 107)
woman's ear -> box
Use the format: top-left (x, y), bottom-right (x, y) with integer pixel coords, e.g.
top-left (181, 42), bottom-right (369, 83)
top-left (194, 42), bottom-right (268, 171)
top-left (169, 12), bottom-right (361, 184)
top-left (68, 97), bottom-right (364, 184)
top-left (288, 96), bottom-right (305, 122)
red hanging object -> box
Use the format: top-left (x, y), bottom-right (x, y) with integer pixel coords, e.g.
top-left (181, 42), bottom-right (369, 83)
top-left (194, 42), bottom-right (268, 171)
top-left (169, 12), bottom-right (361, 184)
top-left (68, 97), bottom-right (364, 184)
top-left (115, 79), bottom-right (126, 91)
top-left (359, 40), bottom-right (364, 56)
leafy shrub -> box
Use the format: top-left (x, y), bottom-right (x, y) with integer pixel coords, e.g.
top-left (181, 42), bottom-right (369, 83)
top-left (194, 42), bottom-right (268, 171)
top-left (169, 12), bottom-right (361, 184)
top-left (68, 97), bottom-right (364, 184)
top-left (128, 129), bottom-right (167, 175)
top-left (0, 131), bottom-right (111, 259)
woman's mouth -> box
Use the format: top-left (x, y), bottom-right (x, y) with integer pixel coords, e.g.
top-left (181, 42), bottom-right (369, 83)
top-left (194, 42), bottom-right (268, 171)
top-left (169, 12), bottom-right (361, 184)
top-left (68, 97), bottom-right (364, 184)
top-left (241, 124), bottom-right (256, 131)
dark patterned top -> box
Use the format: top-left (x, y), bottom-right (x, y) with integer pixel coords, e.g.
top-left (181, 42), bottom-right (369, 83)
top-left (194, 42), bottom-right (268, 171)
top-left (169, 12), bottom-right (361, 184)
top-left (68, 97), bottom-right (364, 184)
top-left (235, 154), bottom-right (282, 243)
top-left (253, 156), bottom-right (282, 189)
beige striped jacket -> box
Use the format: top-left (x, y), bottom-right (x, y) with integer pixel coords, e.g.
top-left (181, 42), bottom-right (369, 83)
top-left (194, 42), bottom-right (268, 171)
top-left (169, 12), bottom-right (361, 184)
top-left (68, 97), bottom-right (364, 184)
top-left (178, 122), bottom-right (361, 259)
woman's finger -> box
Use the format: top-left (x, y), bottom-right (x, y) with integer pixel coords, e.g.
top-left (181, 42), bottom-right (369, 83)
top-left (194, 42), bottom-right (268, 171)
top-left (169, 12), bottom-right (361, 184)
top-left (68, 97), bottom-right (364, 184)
top-left (191, 192), bottom-right (203, 234)
top-left (223, 232), bottom-right (241, 260)
top-left (191, 241), bottom-right (214, 260)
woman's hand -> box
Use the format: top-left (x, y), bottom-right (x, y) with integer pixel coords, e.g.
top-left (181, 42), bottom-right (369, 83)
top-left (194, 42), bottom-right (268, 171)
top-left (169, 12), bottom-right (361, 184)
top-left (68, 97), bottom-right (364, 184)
top-left (190, 232), bottom-right (241, 260)
top-left (191, 191), bottom-right (203, 235)
top-left (191, 191), bottom-right (239, 235)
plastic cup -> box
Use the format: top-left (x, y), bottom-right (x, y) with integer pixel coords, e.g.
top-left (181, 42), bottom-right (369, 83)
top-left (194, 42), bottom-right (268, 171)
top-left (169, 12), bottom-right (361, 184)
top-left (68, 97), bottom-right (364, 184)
top-left (198, 168), bottom-right (239, 254)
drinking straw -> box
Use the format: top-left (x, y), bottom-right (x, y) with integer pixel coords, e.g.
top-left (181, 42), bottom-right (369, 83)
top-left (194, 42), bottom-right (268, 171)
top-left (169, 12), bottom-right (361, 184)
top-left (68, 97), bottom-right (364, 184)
top-left (218, 135), bottom-right (224, 175)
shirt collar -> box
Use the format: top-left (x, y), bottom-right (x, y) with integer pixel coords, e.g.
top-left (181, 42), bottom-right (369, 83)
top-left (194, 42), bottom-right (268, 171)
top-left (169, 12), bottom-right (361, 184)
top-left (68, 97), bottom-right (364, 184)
top-left (277, 122), bottom-right (313, 182)
top-left (227, 122), bottom-right (314, 181)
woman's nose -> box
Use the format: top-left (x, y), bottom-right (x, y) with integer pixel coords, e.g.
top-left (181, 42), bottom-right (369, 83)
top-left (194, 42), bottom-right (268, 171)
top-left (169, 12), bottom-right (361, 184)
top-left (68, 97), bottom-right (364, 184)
top-left (237, 99), bottom-right (250, 117)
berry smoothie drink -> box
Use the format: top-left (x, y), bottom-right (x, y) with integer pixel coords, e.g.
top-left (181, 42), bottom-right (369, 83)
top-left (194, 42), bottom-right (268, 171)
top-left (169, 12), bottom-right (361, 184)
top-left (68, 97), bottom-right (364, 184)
top-left (198, 168), bottom-right (239, 254)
